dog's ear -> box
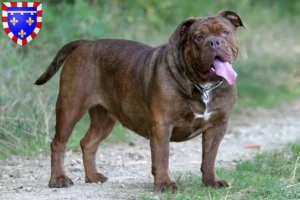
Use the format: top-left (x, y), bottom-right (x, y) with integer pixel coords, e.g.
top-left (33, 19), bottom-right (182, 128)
top-left (219, 10), bottom-right (246, 29)
top-left (169, 17), bottom-right (197, 47)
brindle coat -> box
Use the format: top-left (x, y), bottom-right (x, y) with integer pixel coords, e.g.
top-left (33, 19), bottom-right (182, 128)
top-left (35, 10), bottom-right (244, 192)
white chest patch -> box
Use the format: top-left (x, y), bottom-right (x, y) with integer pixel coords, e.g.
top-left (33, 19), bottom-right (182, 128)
top-left (193, 86), bottom-right (213, 121)
top-left (194, 111), bottom-right (212, 120)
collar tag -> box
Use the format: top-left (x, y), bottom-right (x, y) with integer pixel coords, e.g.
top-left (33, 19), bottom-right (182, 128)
top-left (194, 80), bottom-right (224, 100)
top-left (203, 90), bottom-right (209, 100)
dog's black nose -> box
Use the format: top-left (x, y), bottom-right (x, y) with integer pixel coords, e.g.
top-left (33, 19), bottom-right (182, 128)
top-left (209, 37), bottom-right (221, 49)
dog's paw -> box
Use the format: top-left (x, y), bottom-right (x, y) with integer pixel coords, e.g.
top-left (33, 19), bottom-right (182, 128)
top-left (85, 172), bottom-right (108, 183)
top-left (154, 181), bottom-right (178, 193)
top-left (48, 176), bottom-right (73, 188)
top-left (203, 179), bottom-right (229, 188)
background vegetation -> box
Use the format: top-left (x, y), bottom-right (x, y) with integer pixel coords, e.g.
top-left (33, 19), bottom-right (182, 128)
top-left (1, 0), bottom-right (300, 159)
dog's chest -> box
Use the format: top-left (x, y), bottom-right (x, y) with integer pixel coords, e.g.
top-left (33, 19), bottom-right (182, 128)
top-left (192, 90), bottom-right (213, 121)
top-left (171, 89), bottom-right (220, 142)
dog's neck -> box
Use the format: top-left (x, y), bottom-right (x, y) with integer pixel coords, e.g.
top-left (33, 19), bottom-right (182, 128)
top-left (166, 45), bottom-right (223, 101)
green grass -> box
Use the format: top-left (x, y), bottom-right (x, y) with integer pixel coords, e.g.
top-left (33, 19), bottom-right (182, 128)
top-left (140, 143), bottom-right (300, 200)
top-left (1, 0), bottom-right (300, 159)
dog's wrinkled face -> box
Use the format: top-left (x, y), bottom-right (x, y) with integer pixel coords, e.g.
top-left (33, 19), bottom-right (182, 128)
top-left (170, 10), bottom-right (245, 84)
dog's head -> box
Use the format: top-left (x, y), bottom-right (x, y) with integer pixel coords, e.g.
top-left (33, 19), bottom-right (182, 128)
top-left (169, 10), bottom-right (245, 85)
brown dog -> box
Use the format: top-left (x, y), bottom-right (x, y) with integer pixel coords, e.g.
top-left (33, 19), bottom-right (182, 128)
top-left (35, 10), bottom-right (244, 192)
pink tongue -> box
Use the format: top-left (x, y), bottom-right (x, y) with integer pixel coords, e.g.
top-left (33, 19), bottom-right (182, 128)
top-left (213, 59), bottom-right (237, 85)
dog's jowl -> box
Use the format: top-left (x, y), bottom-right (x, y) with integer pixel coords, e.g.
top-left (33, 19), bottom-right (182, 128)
top-left (35, 10), bottom-right (245, 192)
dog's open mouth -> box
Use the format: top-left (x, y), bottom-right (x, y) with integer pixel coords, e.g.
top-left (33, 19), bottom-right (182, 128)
top-left (198, 68), bottom-right (214, 79)
top-left (198, 57), bottom-right (237, 85)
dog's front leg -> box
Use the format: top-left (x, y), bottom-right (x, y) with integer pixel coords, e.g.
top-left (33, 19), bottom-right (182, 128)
top-left (150, 122), bottom-right (178, 192)
top-left (201, 121), bottom-right (229, 188)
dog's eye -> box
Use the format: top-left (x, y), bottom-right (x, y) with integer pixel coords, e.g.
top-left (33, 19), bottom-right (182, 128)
top-left (195, 35), bottom-right (204, 42)
top-left (222, 31), bottom-right (230, 37)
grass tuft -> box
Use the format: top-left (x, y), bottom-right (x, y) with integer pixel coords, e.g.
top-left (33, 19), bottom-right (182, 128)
top-left (139, 143), bottom-right (300, 200)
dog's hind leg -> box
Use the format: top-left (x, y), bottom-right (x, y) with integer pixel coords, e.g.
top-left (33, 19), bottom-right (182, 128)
top-left (48, 94), bottom-right (88, 188)
top-left (80, 105), bottom-right (116, 183)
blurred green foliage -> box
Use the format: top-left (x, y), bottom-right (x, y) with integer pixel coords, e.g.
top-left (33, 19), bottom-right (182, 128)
top-left (0, 0), bottom-right (299, 159)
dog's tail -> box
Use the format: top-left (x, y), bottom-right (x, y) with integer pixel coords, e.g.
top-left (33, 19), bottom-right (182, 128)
top-left (34, 40), bottom-right (89, 85)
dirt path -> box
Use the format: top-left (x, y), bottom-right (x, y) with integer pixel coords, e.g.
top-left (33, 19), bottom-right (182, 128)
top-left (1, 100), bottom-right (300, 200)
